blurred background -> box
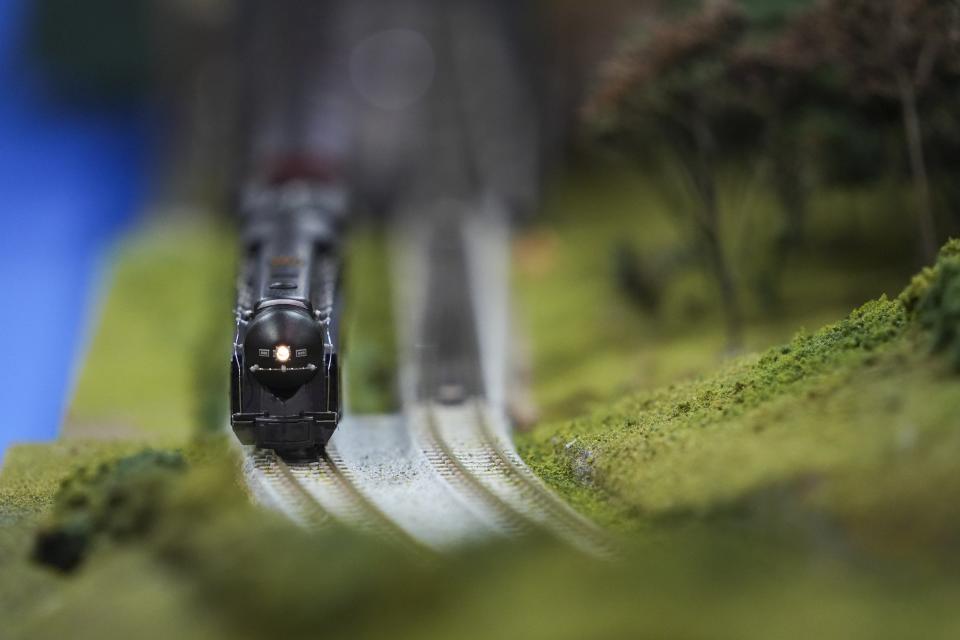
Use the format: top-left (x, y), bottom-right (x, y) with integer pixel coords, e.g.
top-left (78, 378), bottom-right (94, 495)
top-left (1, 0), bottom-right (958, 455)
top-left (0, 0), bottom-right (151, 455)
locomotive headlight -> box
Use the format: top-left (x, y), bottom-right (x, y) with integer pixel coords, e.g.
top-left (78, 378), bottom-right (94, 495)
top-left (274, 345), bottom-right (292, 363)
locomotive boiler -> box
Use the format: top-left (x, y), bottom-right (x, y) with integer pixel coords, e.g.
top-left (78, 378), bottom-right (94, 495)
top-left (230, 178), bottom-right (346, 455)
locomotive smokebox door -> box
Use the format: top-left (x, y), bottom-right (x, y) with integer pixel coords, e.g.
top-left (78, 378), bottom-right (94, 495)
top-left (242, 306), bottom-right (326, 399)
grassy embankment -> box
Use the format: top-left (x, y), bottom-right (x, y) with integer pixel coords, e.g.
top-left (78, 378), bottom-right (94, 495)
top-left (0, 215), bottom-right (399, 636)
top-left (1, 215), bottom-right (395, 511)
top-left (520, 243), bottom-right (960, 538)
top-left (517, 169), bottom-right (960, 548)
top-left (1, 216), bottom-right (235, 518)
top-left (516, 168), bottom-right (918, 419)
top-left (2, 177), bottom-right (960, 637)
top-left (0, 216), bottom-right (235, 631)
top-left (5, 237), bottom-right (960, 639)
top-left (342, 230), bottom-right (399, 414)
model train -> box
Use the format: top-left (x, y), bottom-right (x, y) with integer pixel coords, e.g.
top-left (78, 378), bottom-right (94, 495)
top-left (230, 175), bottom-right (347, 456)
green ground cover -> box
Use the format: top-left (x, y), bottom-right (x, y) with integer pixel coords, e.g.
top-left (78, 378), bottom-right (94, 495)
top-left (12, 434), bottom-right (960, 640)
top-left (65, 217), bottom-right (236, 440)
top-left (0, 216), bottom-right (400, 635)
top-left (2, 184), bottom-right (959, 638)
top-left (519, 240), bottom-right (960, 551)
top-left (8, 428), bottom-right (960, 639)
top-left (0, 216), bottom-right (238, 633)
top-left (516, 168), bottom-right (916, 419)
top-left (343, 228), bottom-right (399, 414)
top-left (0, 217), bottom-right (396, 513)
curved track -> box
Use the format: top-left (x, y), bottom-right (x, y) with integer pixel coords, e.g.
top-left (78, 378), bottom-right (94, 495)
top-left (243, 406), bottom-right (616, 557)
top-left (416, 402), bottom-right (615, 557)
top-left (237, 2), bottom-right (613, 556)
top-left (243, 443), bottom-right (423, 553)
top-left (241, 208), bottom-right (618, 556)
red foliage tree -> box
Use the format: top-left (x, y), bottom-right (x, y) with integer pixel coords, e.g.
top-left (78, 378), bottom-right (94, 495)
top-left (587, 1), bottom-right (757, 348)
top-left (816, 0), bottom-right (960, 261)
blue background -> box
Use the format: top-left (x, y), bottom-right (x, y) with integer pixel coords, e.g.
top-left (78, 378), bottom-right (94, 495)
top-left (0, 1), bottom-right (149, 459)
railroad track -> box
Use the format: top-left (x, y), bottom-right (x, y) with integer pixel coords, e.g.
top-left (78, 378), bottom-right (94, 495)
top-left (232, 0), bottom-right (618, 560)
top-left (370, 196), bottom-right (616, 554)
top-left (242, 406), bottom-right (617, 558)
top-left (411, 405), bottom-right (527, 537)
top-left (242, 212), bottom-right (617, 556)
top-left (243, 448), bottom-right (330, 529)
top-left (243, 444), bottom-right (422, 553)
top-left (413, 401), bottom-right (617, 558)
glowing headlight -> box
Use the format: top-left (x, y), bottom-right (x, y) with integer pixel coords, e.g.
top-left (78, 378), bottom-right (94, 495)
top-left (275, 345), bottom-right (291, 363)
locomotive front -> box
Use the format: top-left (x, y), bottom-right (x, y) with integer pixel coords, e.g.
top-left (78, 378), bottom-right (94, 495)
top-left (230, 180), bottom-right (345, 456)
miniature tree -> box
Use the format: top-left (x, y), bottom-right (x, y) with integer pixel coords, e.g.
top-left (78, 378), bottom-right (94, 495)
top-left (817, 0), bottom-right (960, 262)
top-left (725, 8), bottom-right (830, 306)
top-left (587, 1), bottom-right (759, 348)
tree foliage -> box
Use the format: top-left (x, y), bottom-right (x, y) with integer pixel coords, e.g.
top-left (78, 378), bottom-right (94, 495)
top-left (586, 0), bottom-right (960, 339)
top-left (813, 0), bottom-right (960, 261)
top-left (589, 2), bottom-right (764, 347)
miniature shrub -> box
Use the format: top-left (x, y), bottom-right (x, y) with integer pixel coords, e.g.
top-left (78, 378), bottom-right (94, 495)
top-left (33, 450), bottom-right (185, 571)
top-left (916, 249), bottom-right (960, 371)
top-left (900, 238), bottom-right (960, 311)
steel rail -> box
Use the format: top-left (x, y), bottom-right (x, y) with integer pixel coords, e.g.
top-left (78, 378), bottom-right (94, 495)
top-left (415, 401), bottom-right (618, 558)
top-left (246, 446), bottom-right (426, 554)
top-left (320, 444), bottom-right (427, 553)
top-left (470, 403), bottom-right (618, 558)
top-left (416, 406), bottom-right (528, 536)
top-left (244, 407), bottom-right (616, 557)
top-left (245, 448), bottom-right (331, 530)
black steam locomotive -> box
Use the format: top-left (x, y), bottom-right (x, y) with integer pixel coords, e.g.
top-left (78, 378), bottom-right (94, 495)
top-left (230, 175), bottom-right (346, 455)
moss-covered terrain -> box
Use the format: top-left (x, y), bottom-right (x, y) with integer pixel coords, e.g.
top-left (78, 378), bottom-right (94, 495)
top-left (520, 240), bottom-right (960, 553)
top-left (2, 197), bottom-right (960, 638)
top-left (515, 169), bottom-right (918, 420)
top-left (65, 218), bottom-right (236, 440)
top-left (342, 229), bottom-right (399, 414)
top-left (13, 434), bottom-right (960, 640)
